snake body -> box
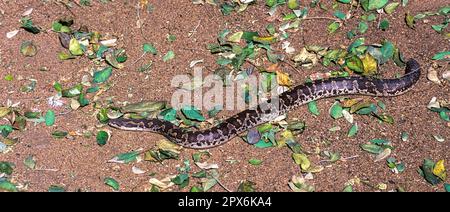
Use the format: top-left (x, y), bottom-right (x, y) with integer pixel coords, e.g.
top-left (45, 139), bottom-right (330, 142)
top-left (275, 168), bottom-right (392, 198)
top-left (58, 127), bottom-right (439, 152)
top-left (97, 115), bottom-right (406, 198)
top-left (109, 59), bottom-right (421, 149)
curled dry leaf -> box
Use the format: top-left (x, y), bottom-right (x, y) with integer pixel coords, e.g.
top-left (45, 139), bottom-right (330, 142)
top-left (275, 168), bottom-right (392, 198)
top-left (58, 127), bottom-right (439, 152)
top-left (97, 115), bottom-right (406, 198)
top-left (195, 162), bottom-right (219, 170)
top-left (100, 39), bottom-right (117, 47)
top-left (374, 148), bottom-right (392, 162)
top-left (427, 64), bottom-right (442, 85)
top-left (189, 59), bottom-right (204, 68)
top-left (149, 176), bottom-right (176, 190)
top-left (342, 110), bottom-right (354, 123)
top-left (132, 166), bottom-right (146, 175)
top-left (443, 70), bottom-right (450, 82)
top-left (293, 48), bottom-right (319, 68)
top-left (427, 97), bottom-right (440, 109)
top-left (6, 30), bottom-right (19, 39)
top-left (21, 8), bottom-right (33, 16)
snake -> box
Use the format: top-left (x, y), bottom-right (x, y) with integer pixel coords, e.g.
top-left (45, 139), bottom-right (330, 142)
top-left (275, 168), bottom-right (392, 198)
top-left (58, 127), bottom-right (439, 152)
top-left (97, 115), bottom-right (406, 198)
top-left (109, 59), bottom-right (421, 149)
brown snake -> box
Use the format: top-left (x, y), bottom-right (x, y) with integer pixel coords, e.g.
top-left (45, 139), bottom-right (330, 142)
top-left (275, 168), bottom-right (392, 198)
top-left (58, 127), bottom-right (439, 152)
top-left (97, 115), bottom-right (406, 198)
top-left (109, 59), bottom-right (421, 149)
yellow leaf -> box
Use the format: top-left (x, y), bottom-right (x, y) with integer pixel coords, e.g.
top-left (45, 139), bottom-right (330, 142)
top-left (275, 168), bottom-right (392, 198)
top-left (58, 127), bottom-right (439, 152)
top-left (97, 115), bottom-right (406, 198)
top-left (227, 31), bottom-right (243, 43)
top-left (157, 139), bottom-right (182, 153)
top-left (253, 36), bottom-right (277, 44)
top-left (292, 153), bottom-right (311, 171)
top-left (433, 159), bottom-right (447, 181)
top-left (361, 53), bottom-right (377, 76)
top-left (340, 98), bottom-right (363, 108)
top-left (140, 0), bottom-right (148, 9)
top-left (276, 70), bottom-right (293, 87)
top-left (0, 107), bottom-right (11, 118)
top-left (69, 38), bottom-right (83, 56)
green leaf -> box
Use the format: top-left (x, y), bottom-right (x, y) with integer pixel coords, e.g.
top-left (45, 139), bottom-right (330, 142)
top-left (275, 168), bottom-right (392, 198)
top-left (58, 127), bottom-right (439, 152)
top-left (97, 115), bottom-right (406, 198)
top-left (384, 2), bottom-right (400, 14)
top-left (266, 24), bottom-right (276, 35)
top-left (62, 84), bottom-right (83, 98)
top-left (24, 155), bottom-right (36, 169)
top-left (288, 0), bottom-right (299, 9)
top-left (360, 0), bottom-right (389, 11)
top-left (348, 123), bottom-right (358, 137)
top-left (330, 102), bottom-right (343, 119)
top-left (192, 170), bottom-right (207, 178)
top-left (109, 151), bottom-right (140, 164)
top-left (254, 140), bottom-right (274, 148)
top-left (432, 51), bottom-right (450, 60)
top-left (97, 108), bottom-right (109, 124)
top-left (308, 101), bottom-right (320, 116)
top-left (380, 41), bottom-right (395, 61)
top-left (379, 19), bottom-right (390, 30)
top-left (370, 139), bottom-right (390, 145)
top-left (160, 108), bottom-right (177, 122)
top-left (358, 21), bottom-right (369, 34)
top-left (93, 66), bottom-right (113, 84)
top-left (401, 132), bottom-right (409, 141)
top-left (337, 0), bottom-right (351, 3)
top-left (104, 177), bottom-right (119, 191)
top-left (96, 131), bottom-right (109, 146)
top-left (0, 180), bottom-right (18, 192)
top-left (445, 183), bottom-right (450, 192)
top-left (181, 106), bottom-right (205, 122)
top-left (207, 106), bottom-right (222, 118)
top-left (420, 159), bottom-right (441, 185)
top-left (266, 0), bottom-right (276, 7)
top-left (20, 41), bottom-right (38, 57)
top-left (348, 38), bottom-right (365, 53)
top-left (4, 74), bottom-right (13, 81)
top-left (237, 180), bottom-right (256, 192)
top-left (167, 34), bottom-right (176, 42)
top-left (405, 13), bottom-right (415, 28)
top-left (190, 186), bottom-right (203, 192)
top-left (249, 159), bottom-right (263, 166)
top-left (163, 51), bottom-right (175, 62)
top-left (333, 10), bottom-right (347, 20)
top-left (58, 51), bottom-right (75, 60)
top-left (143, 43), bottom-right (157, 55)
top-left (20, 17), bottom-right (40, 34)
top-left (360, 144), bottom-right (383, 154)
top-left (346, 56), bottom-right (364, 73)
top-left (48, 185), bottom-right (66, 192)
top-left (343, 185), bottom-right (353, 192)
top-left (0, 125), bottom-right (13, 138)
top-left (45, 110), bottom-right (55, 126)
top-left (328, 22), bottom-right (341, 34)
top-left (51, 131), bottom-right (68, 139)
top-left (0, 162), bottom-right (14, 175)
top-left (171, 173), bottom-right (189, 186)
top-left (402, 0), bottom-right (409, 7)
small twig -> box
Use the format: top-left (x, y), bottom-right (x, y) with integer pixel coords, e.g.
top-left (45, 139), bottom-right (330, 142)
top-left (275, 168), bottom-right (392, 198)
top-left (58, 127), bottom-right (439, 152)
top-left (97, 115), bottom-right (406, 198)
top-left (194, 162), bottom-right (232, 192)
top-left (188, 21), bottom-right (201, 38)
top-left (302, 17), bottom-right (342, 23)
top-left (55, 1), bottom-right (76, 17)
top-left (136, 2), bottom-right (149, 41)
top-left (281, 60), bottom-right (302, 75)
top-left (245, 59), bottom-right (264, 72)
top-left (211, 175), bottom-right (232, 192)
top-left (131, 52), bottom-right (147, 66)
top-left (179, 47), bottom-right (207, 52)
top-left (319, 155), bottom-right (359, 163)
top-left (35, 168), bottom-right (59, 172)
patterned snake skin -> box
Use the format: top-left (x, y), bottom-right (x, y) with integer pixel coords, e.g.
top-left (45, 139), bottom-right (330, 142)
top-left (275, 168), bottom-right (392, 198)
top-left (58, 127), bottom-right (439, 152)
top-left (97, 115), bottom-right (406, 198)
top-left (109, 59), bottom-right (421, 149)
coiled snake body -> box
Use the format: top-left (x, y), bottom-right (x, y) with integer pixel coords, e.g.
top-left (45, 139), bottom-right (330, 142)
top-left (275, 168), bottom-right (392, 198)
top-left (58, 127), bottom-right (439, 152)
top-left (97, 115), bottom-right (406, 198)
top-left (109, 59), bottom-right (421, 149)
